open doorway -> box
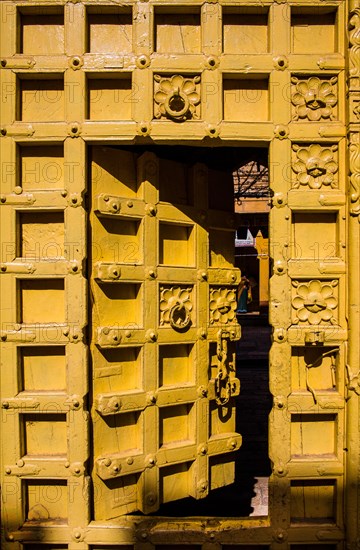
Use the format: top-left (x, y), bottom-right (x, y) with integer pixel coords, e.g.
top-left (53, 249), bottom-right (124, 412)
top-left (149, 147), bottom-right (272, 517)
top-left (89, 144), bottom-right (272, 518)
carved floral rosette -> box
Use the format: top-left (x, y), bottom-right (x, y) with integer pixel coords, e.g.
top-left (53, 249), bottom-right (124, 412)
top-left (159, 286), bottom-right (193, 330)
top-left (209, 287), bottom-right (237, 325)
top-left (292, 280), bottom-right (338, 326)
top-left (291, 76), bottom-right (337, 121)
top-left (154, 74), bottom-right (201, 122)
top-left (292, 144), bottom-right (338, 189)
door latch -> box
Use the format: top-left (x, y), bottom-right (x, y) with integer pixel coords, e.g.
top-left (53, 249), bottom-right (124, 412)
top-left (209, 329), bottom-right (240, 405)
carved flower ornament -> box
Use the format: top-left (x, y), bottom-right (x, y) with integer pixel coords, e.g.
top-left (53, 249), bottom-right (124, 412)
top-left (209, 288), bottom-right (237, 324)
top-left (291, 76), bottom-right (337, 121)
top-left (159, 286), bottom-right (192, 330)
top-left (292, 280), bottom-right (338, 325)
top-left (154, 74), bottom-right (200, 121)
top-left (292, 144), bottom-right (338, 189)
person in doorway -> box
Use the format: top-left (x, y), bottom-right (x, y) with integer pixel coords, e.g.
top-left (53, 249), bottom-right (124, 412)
top-left (237, 275), bottom-right (252, 313)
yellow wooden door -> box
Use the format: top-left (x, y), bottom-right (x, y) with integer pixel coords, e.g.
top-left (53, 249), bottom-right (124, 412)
top-left (0, 0), bottom-right (359, 548)
top-left (90, 146), bottom-right (241, 517)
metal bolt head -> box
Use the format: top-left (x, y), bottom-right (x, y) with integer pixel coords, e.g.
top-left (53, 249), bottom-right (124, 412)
top-left (148, 393), bottom-right (157, 404)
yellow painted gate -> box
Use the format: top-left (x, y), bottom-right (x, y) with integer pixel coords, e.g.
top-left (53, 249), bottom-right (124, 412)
top-left (1, 0), bottom-right (360, 548)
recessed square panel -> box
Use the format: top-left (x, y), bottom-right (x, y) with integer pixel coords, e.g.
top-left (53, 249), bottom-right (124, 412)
top-left (292, 212), bottom-right (338, 260)
top-left (95, 412), bottom-right (142, 455)
top-left (209, 455), bottom-right (235, 491)
top-left (291, 9), bottom-right (337, 54)
top-left (291, 480), bottom-right (336, 522)
top-left (93, 474), bottom-right (139, 519)
top-left (20, 78), bottom-right (64, 122)
top-left (92, 217), bottom-right (142, 264)
top-left (22, 413), bottom-right (67, 456)
top-left (291, 347), bottom-right (338, 392)
top-left (87, 9), bottom-right (132, 54)
top-left (223, 77), bottom-right (269, 121)
top-left (20, 346), bottom-right (66, 391)
top-left (223, 10), bottom-right (268, 54)
top-left (160, 404), bottom-right (194, 447)
top-left (209, 400), bottom-right (236, 436)
top-left (20, 11), bottom-right (64, 54)
top-left (159, 223), bottom-right (194, 266)
top-left (87, 77), bottom-right (132, 121)
top-left (94, 347), bottom-right (142, 393)
top-left (160, 462), bottom-right (191, 503)
top-left (291, 414), bottom-right (337, 457)
top-left (91, 146), bottom-right (138, 198)
top-left (25, 480), bottom-right (68, 522)
top-left (20, 211), bottom-right (64, 260)
top-left (155, 12), bottom-right (201, 53)
top-left (96, 283), bottom-right (142, 327)
top-left (209, 229), bottom-right (235, 267)
top-left (159, 344), bottom-right (194, 387)
top-left (20, 145), bottom-right (64, 191)
top-left (20, 279), bottom-right (65, 324)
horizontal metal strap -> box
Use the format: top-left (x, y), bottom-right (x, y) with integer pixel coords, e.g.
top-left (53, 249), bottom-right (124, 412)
top-left (93, 263), bottom-right (145, 282)
top-left (1, 394), bottom-right (83, 411)
top-left (95, 194), bottom-right (145, 217)
top-left (1, 324), bottom-right (83, 344)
